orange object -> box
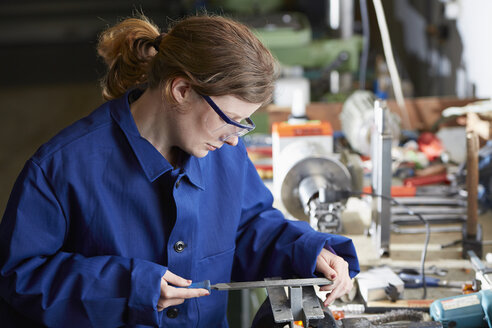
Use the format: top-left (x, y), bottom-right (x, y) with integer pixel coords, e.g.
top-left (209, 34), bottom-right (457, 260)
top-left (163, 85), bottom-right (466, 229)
top-left (363, 185), bottom-right (417, 197)
top-left (332, 310), bottom-right (345, 320)
top-left (462, 283), bottom-right (475, 294)
top-left (272, 120), bottom-right (333, 137)
top-left (418, 132), bottom-right (443, 161)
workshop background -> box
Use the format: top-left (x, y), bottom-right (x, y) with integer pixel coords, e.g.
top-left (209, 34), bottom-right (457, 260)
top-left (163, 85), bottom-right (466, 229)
top-left (1, 0), bottom-right (492, 327)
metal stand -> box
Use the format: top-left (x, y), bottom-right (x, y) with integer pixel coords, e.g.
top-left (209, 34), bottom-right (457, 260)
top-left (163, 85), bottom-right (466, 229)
top-left (463, 131), bottom-right (483, 258)
top-left (370, 100), bottom-right (392, 257)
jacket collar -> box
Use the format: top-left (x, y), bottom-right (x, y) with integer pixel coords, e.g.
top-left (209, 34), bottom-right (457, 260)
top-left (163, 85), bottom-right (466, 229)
top-left (109, 88), bottom-right (204, 190)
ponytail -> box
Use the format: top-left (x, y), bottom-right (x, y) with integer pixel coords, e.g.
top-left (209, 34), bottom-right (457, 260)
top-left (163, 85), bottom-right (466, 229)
top-left (97, 14), bottom-right (277, 106)
top-left (97, 16), bottom-right (160, 100)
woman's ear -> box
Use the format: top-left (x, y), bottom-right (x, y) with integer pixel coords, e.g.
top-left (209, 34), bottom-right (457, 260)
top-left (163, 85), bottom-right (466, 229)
top-left (170, 77), bottom-right (192, 104)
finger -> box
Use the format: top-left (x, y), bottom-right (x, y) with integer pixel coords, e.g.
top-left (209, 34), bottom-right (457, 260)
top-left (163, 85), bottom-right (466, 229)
top-left (324, 286), bottom-right (342, 306)
top-left (162, 270), bottom-right (192, 287)
top-left (317, 259), bottom-right (338, 280)
top-left (319, 284), bottom-right (336, 292)
top-left (316, 250), bottom-right (339, 280)
top-left (161, 285), bottom-right (210, 300)
top-left (323, 280), bottom-right (352, 306)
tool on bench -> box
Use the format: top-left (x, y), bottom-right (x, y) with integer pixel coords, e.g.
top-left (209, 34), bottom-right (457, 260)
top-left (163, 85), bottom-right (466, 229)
top-left (430, 289), bottom-right (492, 328)
top-left (430, 250), bottom-right (492, 327)
top-left (191, 277), bottom-right (332, 328)
top-left (396, 265), bottom-right (449, 277)
top-left (398, 272), bottom-right (468, 289)
top-left (339, 310), bottom-right (443, 327)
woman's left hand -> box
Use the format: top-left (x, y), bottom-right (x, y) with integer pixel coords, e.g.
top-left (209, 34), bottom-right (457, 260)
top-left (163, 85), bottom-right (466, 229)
top-left (315, 248), bottom-right (353, 306)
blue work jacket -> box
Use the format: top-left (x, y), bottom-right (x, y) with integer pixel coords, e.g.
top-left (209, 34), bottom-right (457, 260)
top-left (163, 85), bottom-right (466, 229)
top-left (0, 89), bottom-right (359, 327)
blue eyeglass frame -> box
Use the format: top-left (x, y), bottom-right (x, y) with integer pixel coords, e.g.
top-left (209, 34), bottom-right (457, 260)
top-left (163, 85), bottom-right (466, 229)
top-left (200, 94), bottom-right (256, 132)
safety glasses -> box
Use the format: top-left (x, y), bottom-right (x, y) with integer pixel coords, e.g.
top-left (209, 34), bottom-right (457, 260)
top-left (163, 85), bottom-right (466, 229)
top-left (201, 94), bottom-right (256, 141)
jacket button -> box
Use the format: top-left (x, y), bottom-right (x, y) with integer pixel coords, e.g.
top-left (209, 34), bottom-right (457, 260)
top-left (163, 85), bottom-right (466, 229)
top-left (166, 308), bottom-right (179, 319)
top-left (174, 241), bottom-right (186, 253)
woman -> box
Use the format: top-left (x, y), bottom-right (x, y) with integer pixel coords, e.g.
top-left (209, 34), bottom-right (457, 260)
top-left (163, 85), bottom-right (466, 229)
top-left (0, 14), bottom-right (359, 327)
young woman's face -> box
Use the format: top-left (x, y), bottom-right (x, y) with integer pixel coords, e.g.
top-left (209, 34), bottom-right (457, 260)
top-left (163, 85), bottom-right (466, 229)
top-left (177, 94), bottom-right (261, 158)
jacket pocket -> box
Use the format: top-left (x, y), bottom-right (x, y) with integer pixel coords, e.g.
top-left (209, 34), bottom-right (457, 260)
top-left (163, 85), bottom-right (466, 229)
top-left (195, 247), bottom-right (235, 325)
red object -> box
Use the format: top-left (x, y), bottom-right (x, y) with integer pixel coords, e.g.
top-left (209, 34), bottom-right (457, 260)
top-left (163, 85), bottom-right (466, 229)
top-left (403, 173), bottom-right (449, 186)
top-left (254, 164), bottom-right (273, 171)
top-left (363, 185), bottom-right (417, 197)
top-left (246, 146), bottom-right (272, 156)
top-left (417, 132), bottom-right (443, 161)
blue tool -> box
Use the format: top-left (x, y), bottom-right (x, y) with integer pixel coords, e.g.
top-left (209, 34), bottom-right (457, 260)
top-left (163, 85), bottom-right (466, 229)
top-left (430, 289), bottom-right (492, 327)
top-left (398, 272), bottom-right (466, 289)
top-left (189, 280), bottom-right (211, 292)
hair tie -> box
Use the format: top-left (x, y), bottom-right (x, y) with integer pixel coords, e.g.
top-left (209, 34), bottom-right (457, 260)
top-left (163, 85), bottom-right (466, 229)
top-left (152, 33), bottom-right (166, 52)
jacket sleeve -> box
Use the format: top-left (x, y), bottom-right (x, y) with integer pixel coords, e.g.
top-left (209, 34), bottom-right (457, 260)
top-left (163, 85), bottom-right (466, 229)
top-left (232, 146), bottom-right (359, 282)
top-left (0, 160), bottom-right (166, 327)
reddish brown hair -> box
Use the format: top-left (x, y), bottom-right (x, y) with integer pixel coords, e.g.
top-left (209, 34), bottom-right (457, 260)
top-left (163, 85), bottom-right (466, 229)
top-left (97, 14), bottom-right (277, 105)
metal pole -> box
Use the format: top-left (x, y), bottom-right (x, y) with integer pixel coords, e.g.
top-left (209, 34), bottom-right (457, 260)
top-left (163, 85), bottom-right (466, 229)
top-left (466, 131), bottom-right (479, 237)
top-left (371, 100), bottom-right (392, 257)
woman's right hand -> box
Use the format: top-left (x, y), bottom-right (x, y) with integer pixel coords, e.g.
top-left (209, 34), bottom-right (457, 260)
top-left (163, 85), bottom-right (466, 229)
top-left (158, 270), bottom-right (210, 311)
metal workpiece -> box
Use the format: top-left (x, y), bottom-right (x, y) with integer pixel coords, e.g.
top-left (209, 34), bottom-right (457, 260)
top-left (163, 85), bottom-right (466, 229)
top-left (276, 140), bottom-right (351, 232)
top-left (265, 278), bottom-right (325, 328)
top-left (299, 176), bottom-right (346, 231)
top-left (210, 277), bottom-right (333, 291)
top-left (307, 197), bottom-right (345, 232)
top-left (370, 100), bottom-right (392, 257)
top-left (266, 283), bottom-right (294, 323)
top-left (288, 286), bottom-right (303, 322)
top-left (298, 175), bottom-right (331, 208)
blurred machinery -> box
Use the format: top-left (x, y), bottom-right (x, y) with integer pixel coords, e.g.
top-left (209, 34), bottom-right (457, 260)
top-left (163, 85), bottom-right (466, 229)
top-left (245, 9), bottom-right (362, 102)
top-left (340, 90), bottom-right (401, 156)
top-left (272, 120), bottom-right (354, 233)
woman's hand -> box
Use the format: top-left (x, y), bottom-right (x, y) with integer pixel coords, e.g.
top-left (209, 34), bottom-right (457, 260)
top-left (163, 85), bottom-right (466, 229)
top-left (315, 248), bottom-right (353, 307)
top-left (158, 270), bottom-right (210, 311)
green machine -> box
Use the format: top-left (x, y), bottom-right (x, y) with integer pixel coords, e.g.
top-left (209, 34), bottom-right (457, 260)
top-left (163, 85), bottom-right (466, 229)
top-left (240, 11), bottom-right (362, 103)
top-left (247, 12), bottom-right (361, 73)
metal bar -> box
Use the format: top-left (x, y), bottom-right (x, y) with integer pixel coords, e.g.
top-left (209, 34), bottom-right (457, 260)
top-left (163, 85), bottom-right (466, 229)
top-left (391, 214), bottom-right (465, 224)
top-left (371, 101), bottom-right (392, 257)
top-left (391, 206), bottom-right (466, 215)
top-left (392, 225), bottom-right (464, 234)
top-left (466, 131), bottom-right (479, 237)
top-left (211, 277), bottom-right (332, 291)
top-left (393, 197), bottom-right (467, 206)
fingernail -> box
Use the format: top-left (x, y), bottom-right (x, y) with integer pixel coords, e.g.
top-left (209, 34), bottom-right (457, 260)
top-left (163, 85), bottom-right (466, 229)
top-left (330, 274), bottom-right (336, 280)
top-left (187, 280), bottom-right (192, 284)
